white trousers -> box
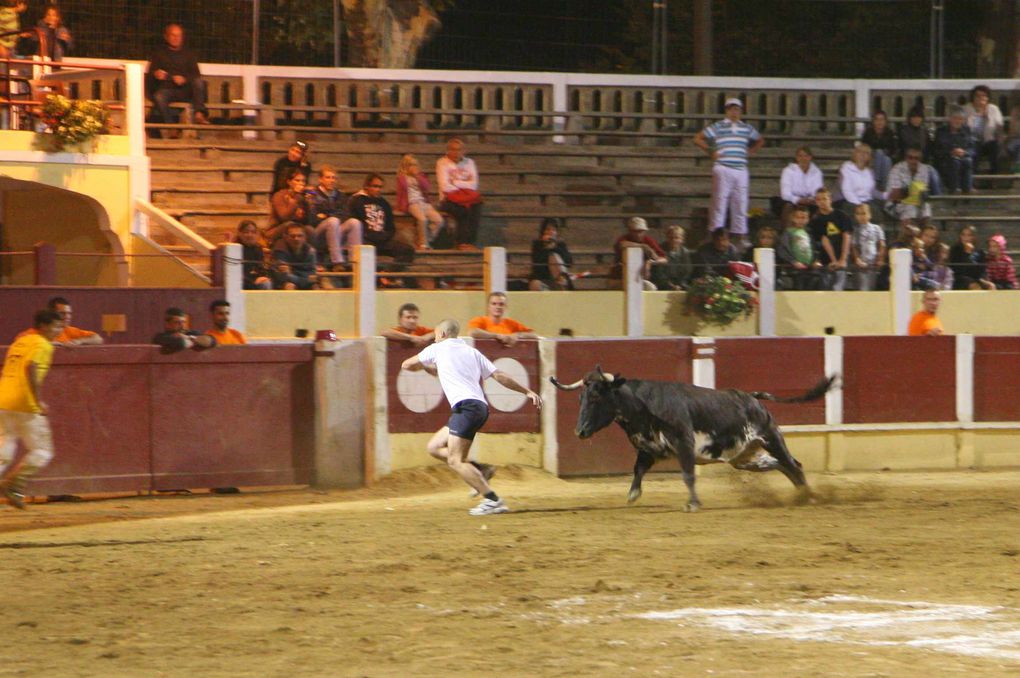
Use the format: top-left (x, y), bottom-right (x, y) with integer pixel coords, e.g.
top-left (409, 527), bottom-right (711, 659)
top-left (0, 410), bottom-right (54, 472)
top-left (710, 164), bottom-right (750, 235)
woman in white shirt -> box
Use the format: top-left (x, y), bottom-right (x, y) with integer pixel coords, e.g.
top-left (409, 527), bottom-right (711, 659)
top-left (835, 144), bottom-right (886, 218)
top-left (963, 84), bottom-right (1005, 173)
top-left (777, 146), bottom-right (824, 220)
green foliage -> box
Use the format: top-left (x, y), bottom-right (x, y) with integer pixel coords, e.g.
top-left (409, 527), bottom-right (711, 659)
top-left (685, 274), bottom-right (755, 327)
top-left (39, 94), bottom-right (110, 151)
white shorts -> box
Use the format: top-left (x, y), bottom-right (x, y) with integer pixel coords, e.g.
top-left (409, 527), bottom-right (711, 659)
top-left (0, 409), bottom-right (54, 468)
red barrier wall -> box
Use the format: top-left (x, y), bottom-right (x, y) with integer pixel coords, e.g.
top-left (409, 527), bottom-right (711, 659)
top-left (387, 339), bottom-right (541, 433)
top-left (973, 337), bottom-right (1020, 422)
top-left (555, 338), bottom-right (693, 476)
top-left (842, 336), bottom-right (956, 423)
top-left (3, 344), bottom-right (315, 495)
top-left (0, 287), bottom-right (225, 344)
top-left (714, 337), bottom-right (826, 425)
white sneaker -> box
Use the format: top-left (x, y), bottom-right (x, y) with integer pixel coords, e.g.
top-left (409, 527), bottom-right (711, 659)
top-left (469, 498), bottom-right (509, 516)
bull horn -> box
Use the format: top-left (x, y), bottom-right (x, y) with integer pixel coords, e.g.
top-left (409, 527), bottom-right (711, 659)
top-left (550, 377), bottom-right (583, 391)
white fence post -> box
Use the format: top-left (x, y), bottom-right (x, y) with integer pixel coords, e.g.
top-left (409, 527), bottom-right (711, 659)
top-left (624, 247), bottom-right (644, 337)
top-left (222, 242), bottom-right (245, 333)
top-left (890, 248), bottom-right (912, 335)
top-left (754, 247), bottom-right (776, 337)
top-left (484, 246), bottom-right (507, 296)
top-left (353, 245), bottom-right (376, 338)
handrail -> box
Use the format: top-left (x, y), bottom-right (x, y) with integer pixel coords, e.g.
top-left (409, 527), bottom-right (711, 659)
top-left (134, 199), bottom-right (214, 254)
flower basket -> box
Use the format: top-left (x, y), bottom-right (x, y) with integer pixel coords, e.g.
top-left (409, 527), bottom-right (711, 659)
top-left (684, 274), bottom-right (757, 327)
top-left (38, 94), bottom-right (109, 152)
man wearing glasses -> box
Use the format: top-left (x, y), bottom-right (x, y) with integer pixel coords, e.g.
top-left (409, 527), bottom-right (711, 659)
top-left (344, 173), bottom-right (415, 285)
top-left (887, 146), bottom-right (940, 223)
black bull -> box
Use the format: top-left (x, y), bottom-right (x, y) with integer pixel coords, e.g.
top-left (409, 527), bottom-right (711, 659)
top-left (551, 367), bottom-right (837, 512)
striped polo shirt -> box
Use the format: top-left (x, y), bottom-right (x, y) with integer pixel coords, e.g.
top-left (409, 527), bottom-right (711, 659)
top-left (702, 119), bottom-right (761, 169)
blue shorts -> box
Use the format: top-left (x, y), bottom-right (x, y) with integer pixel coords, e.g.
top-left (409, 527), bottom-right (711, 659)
top-left (448, 399), bottom-right (489, 441)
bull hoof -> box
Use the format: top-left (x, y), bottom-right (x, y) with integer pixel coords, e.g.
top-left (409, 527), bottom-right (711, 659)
top-left (685, 502), bottom-right (701, 513)
top-left (627, 488), bottom-right (642, 504)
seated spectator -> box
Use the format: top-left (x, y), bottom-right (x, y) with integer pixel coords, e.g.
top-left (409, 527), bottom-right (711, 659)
top-left (0, 1), bottom-right (26, 60)
top-left (270, 141), bottom-right (311, 195)
top-left (918, 223), bottom-right (940, 259)
top-left (963, 85), bottom-right (1005, 173)
top-left (860, 110), bottom-right (898, 189)
top-left (381, 303), bottom-right (434, 347)
top-left (145, 24), bottom-right (209, 137)
top-left (26, 4), bottom-right (72, 61)
top-left (529, 217), bottom-right (574, 291)
top-left (468, 292), bottom-right (538, 347)
top-left (265, 170), bottom-right (311, 245)
top-left (153, 307), bottom-right (216, 351)
top-left (47, 296), bottom-right (103, 345)
top-left (851, 204), bottom-right (886, 291)
top-left (834, 144), bottom-right (885, 219)
top-left (235, 220), bottom-right (272, 290)
top-left (897, 105), bottom-right (932, 162)
top-left (306, 165), bottom-right (359, 272)
top-left (436, 138), bottom-right (483, 250)
top-left (809, 188), bottom-right (852, 291)
top-left (949, 224), bottom-right (994, 290)
top-left (910, 237), bottom-right (934, 290)
top-left (921, 242), bottom-right (954, 291)
top-left (777, 205), bottom-right (822, 291)
top-left (695, 228), bottom-right (739, 278)
top-left (611, 217), bottom-right (666, 290)
top-left (776, 146), bottom-right (824, 219)
top-left (983, 234), bottom-right (1018, 289)
top-left (272, 222), bottom-right (325, 290)
top-left (652, 224), bottom-right (694, 290)
top-left (886, 146), bottom-right (939, 224)
top-left (397, 154), bottom-right (444, 250)
top-left (933, 107), bottom-right (975, 194)
top-left (907, 289), bottom-right (944, 336)
top-left (344, 173), bottom-right (415, 285)
top-left (206, 299), bottom-right (246, 345)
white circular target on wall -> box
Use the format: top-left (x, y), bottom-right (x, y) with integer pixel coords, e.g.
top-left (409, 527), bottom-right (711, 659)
top-left (484, 358), bottom-right (530, 412)
top-left (396, 368), bottom-right (444, 413)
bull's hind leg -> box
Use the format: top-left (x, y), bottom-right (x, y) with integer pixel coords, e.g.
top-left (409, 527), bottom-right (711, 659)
top-left (675, 433), bottom-right (702, 512)
top-left (628, 450), bottom-right (655, 503)
top-left (761, 427), bottom-right (809, 491)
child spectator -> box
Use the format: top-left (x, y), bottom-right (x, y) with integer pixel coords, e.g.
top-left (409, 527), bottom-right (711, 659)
top-left (949, 225), bottom-right (994, 290)
top-left (777, 205), bottom-right (821, 290)
top-left (983, 234), bottom-right (1018, 289)
top-left (652, 224), bottom-right (694, 290)
top-left (922, 243), bottom-right (954, 291)
top-left (695, 229), bottom-right (740, 278)
top-left (910, 237), bottom-right (933, 290)
top-left (808, 188), bottom-right (853, 290)
top-left (396, 154), bottom-right (444, 250)
top-left (851, 204), bottom-right (886, 291)
top-left (529, 217), bottom-right (574, 291)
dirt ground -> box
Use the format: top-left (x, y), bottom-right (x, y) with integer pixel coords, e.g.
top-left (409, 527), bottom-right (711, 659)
top-left (1, 467), bottom-right (1018, 677)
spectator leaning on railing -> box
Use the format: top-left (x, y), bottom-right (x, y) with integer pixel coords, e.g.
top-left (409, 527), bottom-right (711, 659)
top-left (47, 296), bottom-right (102, 345)
top-left (468, 292), bottom-right (538, 348)
top-left (907, 289), bottom-right (944, 336)
top-left (381, 303), bottom-right (435, 348)
top-left (206, 300), bottom-right (246, 345)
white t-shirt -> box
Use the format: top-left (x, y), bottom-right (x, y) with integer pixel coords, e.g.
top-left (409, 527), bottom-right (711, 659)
top-left (417, 338), bottom-right (497, 407)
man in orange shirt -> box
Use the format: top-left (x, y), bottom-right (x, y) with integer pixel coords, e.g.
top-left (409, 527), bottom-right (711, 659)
top-left (468, 292), bottom-right (538, 347)
top-left (908, 289), bottom-right (944, 337)
top-left (381, 303), bottom-right (434, 348)
top-left (48, 297), bottom-right (103, 346)
top-left (206, 300), bottom-right (246, 345)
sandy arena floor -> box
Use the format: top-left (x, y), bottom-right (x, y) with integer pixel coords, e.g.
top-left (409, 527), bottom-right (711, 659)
top-left (1, 467), bottom-right (1018, 677)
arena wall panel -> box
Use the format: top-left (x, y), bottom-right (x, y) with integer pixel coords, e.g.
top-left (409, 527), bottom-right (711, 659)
top-left (554, 338), bottom-right (693, 476)
top-left (841, 336), bottom-right (956, 423)
top-left (972, 337), bottom-right (1020, 422)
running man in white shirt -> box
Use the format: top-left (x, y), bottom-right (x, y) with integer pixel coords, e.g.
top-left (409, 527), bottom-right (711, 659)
top-left (401, 318), bottom-right (542, 515)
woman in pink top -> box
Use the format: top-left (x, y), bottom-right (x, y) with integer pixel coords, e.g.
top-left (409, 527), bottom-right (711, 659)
top-left (396, 154), bottom-right (444, 250)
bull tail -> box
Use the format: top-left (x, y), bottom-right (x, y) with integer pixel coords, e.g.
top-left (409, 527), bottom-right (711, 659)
top-left (752, 375), bottom-right (838, 404)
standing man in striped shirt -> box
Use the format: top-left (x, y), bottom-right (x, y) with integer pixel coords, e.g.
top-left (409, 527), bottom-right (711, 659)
top-left (694, 97), bottom-right (765, 252)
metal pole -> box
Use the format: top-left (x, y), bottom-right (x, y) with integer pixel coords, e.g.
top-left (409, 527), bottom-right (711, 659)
top-left (936, 0), bottom-right (945, 77)
top-left (333, 0), bottom-right (342, 68)
top-left (660, 0), bottom-right (668, 74)
top-left (251, 0), bottom-right (260, 65)
top-left (651, 0), bottom-right (660, 74)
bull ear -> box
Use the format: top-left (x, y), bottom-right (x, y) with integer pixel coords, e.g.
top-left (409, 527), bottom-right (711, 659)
top-left (612, 375), bottom-right (627, 387)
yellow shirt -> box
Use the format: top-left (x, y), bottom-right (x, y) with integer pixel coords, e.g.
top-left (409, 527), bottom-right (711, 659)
top-left (0, 329), bottom-right (55, 414)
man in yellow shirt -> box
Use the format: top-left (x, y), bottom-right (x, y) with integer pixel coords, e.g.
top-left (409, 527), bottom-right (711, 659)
top-left (908, 289), bottom-right (945, 337)
top-left (0, 310), bottom-right (64, 509)
top-left (467, 292), bottom-right (538, 348)
top-left (206, 300), bottom-right (246, 345)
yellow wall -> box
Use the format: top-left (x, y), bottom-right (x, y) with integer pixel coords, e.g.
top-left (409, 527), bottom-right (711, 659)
top-left (389, 432), bottom-right (542, 471)
top-left (776, 291), bottom-right (891, 336)
top-left (246, 291), bottom-right (358, 338)
top-left (924, 290), bottom-right (1020, 335)
top-left (129, 235), bottom-right (207, 288)
top-left (510, 291), bottom-right (624, 337)
top-left (643, 291), bottom-right (757, 336)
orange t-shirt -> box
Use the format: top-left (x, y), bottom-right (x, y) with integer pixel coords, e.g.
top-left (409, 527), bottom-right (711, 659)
top-left (907, 311), bottom-right (943, 337)
top-left (207, 328), bottom-right (247, 345)
top-left (390, 325), bottom-right (433, 336)
top-left (55, 326), bottom-right (97, 343)
top-left (468, 316), bottom-right (532, 335)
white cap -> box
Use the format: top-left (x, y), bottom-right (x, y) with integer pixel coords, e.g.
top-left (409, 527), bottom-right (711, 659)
top-left (724, 97), bottom-right (743, 109)
top-left (627, 217), bottom-right (648, 231)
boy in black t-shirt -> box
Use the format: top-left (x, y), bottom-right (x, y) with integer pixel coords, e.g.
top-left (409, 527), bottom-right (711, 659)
top-left (808, 188), bottom-right (853, 290)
